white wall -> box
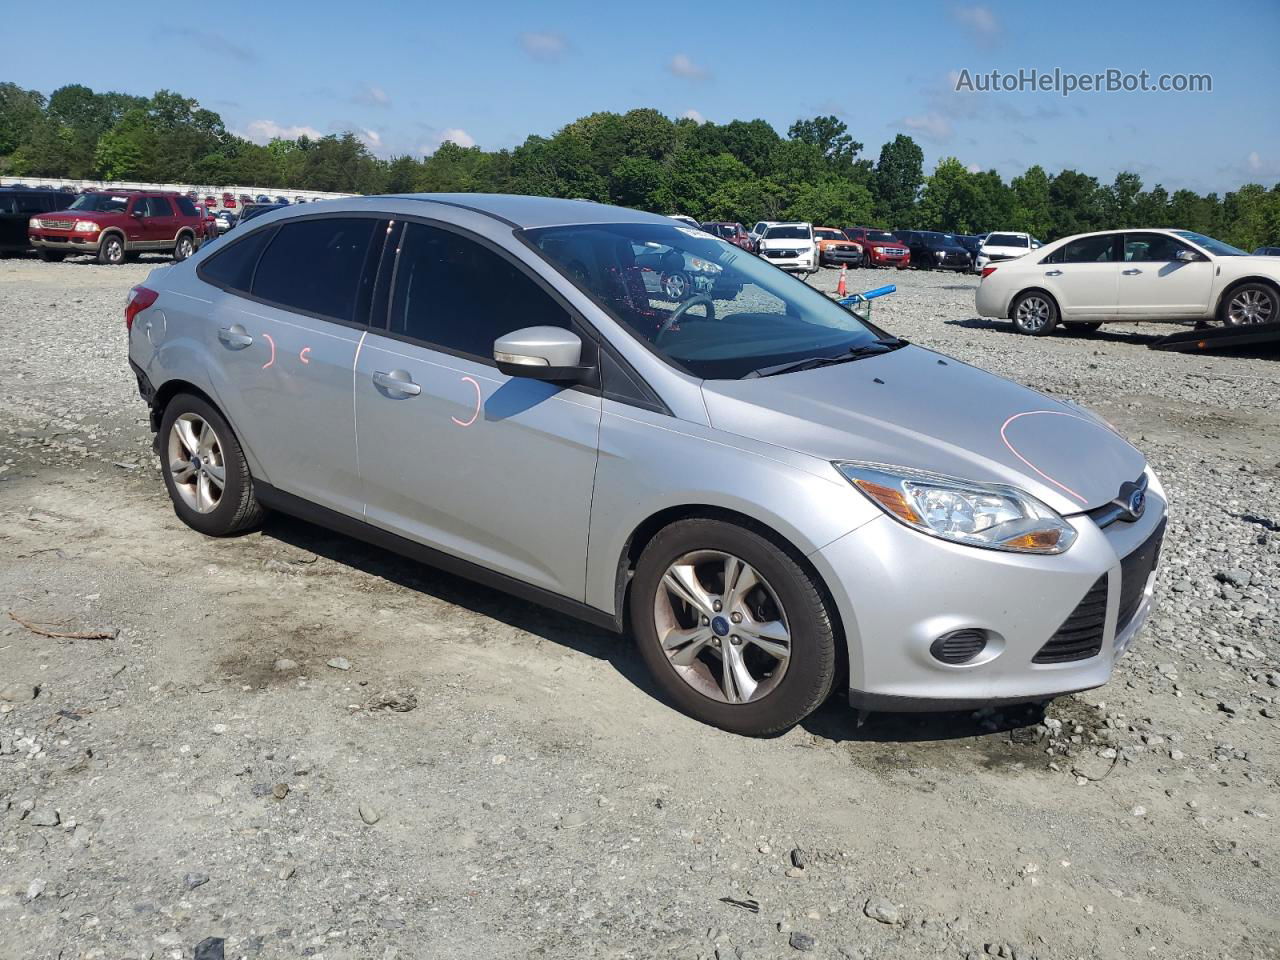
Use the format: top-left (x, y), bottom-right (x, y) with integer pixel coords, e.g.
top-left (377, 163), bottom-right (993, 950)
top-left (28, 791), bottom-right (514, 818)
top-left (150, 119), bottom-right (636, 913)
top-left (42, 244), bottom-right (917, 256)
top-left (0, 176), bottom-right (351, 204)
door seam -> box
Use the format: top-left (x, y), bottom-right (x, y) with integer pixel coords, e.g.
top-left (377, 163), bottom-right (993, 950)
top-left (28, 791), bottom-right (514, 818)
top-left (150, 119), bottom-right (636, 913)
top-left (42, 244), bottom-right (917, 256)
top-left (352, 329), bottom-right (368, 520)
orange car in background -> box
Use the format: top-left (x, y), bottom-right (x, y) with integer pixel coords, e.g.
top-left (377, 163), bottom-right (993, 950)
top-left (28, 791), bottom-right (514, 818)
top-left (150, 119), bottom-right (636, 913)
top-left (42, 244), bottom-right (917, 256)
top-left (814, 226), bottom-right (863, 267)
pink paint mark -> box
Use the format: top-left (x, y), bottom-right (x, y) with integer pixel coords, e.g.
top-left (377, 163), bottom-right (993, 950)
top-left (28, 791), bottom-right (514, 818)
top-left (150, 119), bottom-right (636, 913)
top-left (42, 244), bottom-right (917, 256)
top-left (261, 332), bottom-right (276, 369)
top-left (999, 411), bottom-right (1090, 505)
top-left (451, 376), bottom-right (481, 427)
top-left (299, 346), bottom-right (311, 365)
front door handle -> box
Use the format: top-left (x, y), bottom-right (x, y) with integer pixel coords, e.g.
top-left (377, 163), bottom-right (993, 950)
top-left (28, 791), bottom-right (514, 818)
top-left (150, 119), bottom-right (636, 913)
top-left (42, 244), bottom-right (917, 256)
top-left (217, 324), bottom-right (253, 348)
top-left (1044, 269), bottom-right (1063, 277)
top-left (1122, 268), bottom-right (1142, 275)
top-left (373, 370), bottom-right (422, 397)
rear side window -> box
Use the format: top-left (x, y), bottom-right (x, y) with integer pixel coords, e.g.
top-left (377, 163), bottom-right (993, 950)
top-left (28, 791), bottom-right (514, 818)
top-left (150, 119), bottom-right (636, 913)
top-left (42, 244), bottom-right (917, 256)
top-left (174, 196), bottom-right (198, 217)
top-left (1044, 235), bottom-right (1117, 264)
top-left (142, 196), bottom-right (173, 217)
top-left (200, 227), bottom-right (276, 293)
top-left (252, 218), bottom-right (376, 323)
top-left (388, 221), bottom-right (570, 358)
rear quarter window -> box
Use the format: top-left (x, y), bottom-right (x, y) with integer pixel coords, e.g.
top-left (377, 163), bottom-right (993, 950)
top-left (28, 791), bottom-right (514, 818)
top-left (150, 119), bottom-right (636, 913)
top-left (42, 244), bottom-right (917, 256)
top-left (199, 227), bottom-right (278, 294)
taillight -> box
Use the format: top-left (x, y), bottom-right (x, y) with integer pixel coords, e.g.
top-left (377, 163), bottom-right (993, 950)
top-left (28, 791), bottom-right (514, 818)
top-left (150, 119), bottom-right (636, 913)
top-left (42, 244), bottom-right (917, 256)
top-left (125, 285), bottom-right (158, 331)
top-left (981, 267), bottom-right (997, 279)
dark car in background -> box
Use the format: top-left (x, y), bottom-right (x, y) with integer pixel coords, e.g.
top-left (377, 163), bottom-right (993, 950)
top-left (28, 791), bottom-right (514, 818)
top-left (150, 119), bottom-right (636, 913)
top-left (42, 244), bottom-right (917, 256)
top-left (953, 234), bottom-right (984, 273)
top-left (1254, 245), bottom-right (1280, 256)
top-left (0, 187), bottom-right (70, 256)
top-left (700, 221), bottom-right (753, 251)
top-left (843, 227), bottom-right (910, 269)
top-left (894, 230), bottom-right (972, 271)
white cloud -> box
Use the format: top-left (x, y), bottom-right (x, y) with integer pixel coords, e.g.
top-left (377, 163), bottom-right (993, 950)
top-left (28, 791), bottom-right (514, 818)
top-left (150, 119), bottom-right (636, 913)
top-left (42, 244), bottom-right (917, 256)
top-left (422, 128), bottom-right (477, 154)
top-left (902, 112), bottom-right (953, 143)
top-left (353, 85), bottom-right (391, 108)
top-left (240, 119), bottom-right (324, 144)
top-left (668, 53), bottom-right (709, 80)
top-left (362, 129), bottom-right (383, 149)
top-left (519, 31), bottom-right (569, 62)
top-left (966, 162), bottom-right (982, 173)
top-left (1248, 150), bottom-right (1263, 173)
top-left (952, 4), bottom-right (1000, 40)
top-left (681, 109), bottom-right (706, 124)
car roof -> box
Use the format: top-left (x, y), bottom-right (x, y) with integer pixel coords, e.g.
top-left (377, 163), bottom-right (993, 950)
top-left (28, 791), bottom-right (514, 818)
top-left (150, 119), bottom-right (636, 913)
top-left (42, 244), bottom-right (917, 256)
top-left (368, 193), bottom-right (676, 229)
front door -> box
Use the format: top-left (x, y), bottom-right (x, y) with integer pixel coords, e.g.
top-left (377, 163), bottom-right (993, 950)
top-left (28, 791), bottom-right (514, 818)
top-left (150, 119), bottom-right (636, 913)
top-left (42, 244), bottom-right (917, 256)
top-left (1116, 232), bottom-right (1213, 318)
top-left (354, 220), bottom-right (601, 600)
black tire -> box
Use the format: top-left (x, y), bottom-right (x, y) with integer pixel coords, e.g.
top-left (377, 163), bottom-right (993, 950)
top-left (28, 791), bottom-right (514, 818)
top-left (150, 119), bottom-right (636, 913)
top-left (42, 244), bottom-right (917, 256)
top-left (1217, 281), bottom-right (1278, 327)
top-left (1064, 321), bottom-right (1103, 334)
top-left (630, 518), bottom-right (837, 736)
top-left (97, 233), bottom-right (125, 265)
top-left (173, 232), bottom-right (195, 262)
top-left (1011, 290), bottom-right (1059, 336)
top-left (158, 393), bottom-right (265, 537)
top-left (36, 248), bottom-right (65, 262)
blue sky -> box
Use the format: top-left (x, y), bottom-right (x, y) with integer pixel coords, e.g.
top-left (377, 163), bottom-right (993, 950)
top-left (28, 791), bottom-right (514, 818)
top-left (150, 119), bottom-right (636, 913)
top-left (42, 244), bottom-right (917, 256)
top-left (7, 0), bottom-right (1279, 193)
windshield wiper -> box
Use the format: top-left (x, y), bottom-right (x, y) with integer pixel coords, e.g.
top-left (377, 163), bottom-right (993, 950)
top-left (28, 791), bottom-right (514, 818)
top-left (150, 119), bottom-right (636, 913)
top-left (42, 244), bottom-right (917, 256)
top-left (741, 337), bottom-right (906, 378)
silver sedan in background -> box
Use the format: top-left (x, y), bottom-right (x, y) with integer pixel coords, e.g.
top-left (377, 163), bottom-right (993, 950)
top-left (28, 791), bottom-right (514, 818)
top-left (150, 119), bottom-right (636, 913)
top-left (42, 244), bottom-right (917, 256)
top-left (125, 194), bottom-right (1167, 735)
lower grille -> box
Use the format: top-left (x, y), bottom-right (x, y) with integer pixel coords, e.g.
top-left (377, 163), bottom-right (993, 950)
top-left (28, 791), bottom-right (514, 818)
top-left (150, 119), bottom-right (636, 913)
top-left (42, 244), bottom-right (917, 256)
top-left (1033, 576), bottom-right (1108, 664)
top-left (1116, 519), bottom-right (1166, 633)
top-left (930, 629), bottom-right (987, 664)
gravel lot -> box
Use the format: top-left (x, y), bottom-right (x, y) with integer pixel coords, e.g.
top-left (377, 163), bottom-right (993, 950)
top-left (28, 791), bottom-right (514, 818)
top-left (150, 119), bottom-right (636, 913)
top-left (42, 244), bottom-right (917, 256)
top-left (1, 254), bottom-right (1278, 960)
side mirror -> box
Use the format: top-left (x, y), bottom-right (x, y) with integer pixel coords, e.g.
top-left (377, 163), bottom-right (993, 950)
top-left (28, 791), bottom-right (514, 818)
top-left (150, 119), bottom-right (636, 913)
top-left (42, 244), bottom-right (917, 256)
top-left (1174, 249), bottom-right (1199, 262)
top-left (131, 209), bottom-right (144, 218)
top-left (494, 326), bottom-right (590, 381)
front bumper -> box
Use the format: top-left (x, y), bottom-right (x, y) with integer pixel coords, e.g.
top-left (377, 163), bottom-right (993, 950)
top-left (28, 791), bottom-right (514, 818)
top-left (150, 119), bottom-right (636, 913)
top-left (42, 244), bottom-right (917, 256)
top-left (810, 474), bottom-right (1168, 711)
top-left (867, 251), bottom-right (910, 267)
top-left (821, 247), bottom-right (863, 264)
top-left (29, 232), bottom-right (101, 251)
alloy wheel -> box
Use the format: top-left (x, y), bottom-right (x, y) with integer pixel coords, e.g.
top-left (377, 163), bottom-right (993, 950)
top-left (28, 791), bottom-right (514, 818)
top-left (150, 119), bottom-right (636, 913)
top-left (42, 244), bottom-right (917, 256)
top-left (1016, 295), bottom-right (1052, 332)
top-left (177, 236), bottom-right (193, 259)
top-left (662, 273), bottom-right (689, 300)
top-left (1227, 288), bottom-right (1275, 325)
top-left (653, 550), bottom-right (791, 705)
top-left (167, 412), bottom-right (226, 514)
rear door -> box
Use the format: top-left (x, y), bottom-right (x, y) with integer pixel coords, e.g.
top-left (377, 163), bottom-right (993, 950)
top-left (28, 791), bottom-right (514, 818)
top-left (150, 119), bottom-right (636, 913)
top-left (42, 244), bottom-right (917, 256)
top-left (354, 219), bottom-right (602, 599)
top-left (144, 196), bottom-right (179, 248)
top-left (1039, 233), bottom-right (1121, 318)
top-left (1115, 232), bottom-right (1213, 318)
top-left (197, 215), bottom-right (384, 515)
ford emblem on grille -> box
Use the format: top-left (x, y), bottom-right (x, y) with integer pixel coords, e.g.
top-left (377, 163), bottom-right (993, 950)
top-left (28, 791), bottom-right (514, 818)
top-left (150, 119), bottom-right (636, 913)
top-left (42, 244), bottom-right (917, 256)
top-left (1111, 476), bottom-right (1148, 522)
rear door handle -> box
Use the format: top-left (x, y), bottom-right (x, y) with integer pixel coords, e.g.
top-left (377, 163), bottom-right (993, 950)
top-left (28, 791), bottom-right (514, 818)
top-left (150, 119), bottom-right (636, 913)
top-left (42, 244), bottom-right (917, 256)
top-left (373, 370), bottom-right (422, 397)
top-left (217, 324), bottom-right (253, 348)
top-left (1044, 270), bottom-right (1063, 277)
top-left (1122, 268), bottom-right (1142, 275)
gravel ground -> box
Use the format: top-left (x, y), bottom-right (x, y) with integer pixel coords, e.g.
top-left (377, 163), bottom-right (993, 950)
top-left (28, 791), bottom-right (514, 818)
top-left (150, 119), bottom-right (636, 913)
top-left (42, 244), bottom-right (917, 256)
top-left (1, 254), bottom-right (1278, 960)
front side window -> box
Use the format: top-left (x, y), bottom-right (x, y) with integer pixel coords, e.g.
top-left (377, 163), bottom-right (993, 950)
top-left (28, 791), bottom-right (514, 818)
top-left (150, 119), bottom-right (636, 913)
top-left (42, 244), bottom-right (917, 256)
top-left (1123, 232), bottom-right (1195, 262)
top-left (252, 218), bottom-right (376, 322)
top-left (525, 221), bottom-right (883, 380)
top-left (388, 222), bottom-right (570, 357)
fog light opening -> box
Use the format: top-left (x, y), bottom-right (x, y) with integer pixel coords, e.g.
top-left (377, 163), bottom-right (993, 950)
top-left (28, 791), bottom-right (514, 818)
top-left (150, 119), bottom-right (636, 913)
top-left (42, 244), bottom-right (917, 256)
top-left (930, 629), bottom-right (988, 665)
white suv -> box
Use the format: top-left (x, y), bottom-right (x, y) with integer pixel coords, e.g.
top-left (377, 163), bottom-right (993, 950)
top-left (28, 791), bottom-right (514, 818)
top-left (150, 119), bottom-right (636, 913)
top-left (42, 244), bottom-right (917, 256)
top-left (756, 222), bottom-right (818, 274)
top-left (977, 231), bottom-right (1041, 271)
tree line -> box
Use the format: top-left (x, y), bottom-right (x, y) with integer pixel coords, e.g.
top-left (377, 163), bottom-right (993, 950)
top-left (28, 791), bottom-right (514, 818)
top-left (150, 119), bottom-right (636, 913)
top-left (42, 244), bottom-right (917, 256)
top-left (2, 82), bottom-right (1277, 250)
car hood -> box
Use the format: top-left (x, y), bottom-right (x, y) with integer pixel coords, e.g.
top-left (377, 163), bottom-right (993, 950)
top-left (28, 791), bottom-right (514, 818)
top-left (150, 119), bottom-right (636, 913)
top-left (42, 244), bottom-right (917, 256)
top-left (701, 345), bottom-right (1145, 515)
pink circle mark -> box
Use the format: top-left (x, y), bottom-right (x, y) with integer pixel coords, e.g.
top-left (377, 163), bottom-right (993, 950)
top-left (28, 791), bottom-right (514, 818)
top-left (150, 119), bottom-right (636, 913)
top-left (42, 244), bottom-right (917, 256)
top-left (451, 376), bottom-right (481, 427)
top-left (999, 410), bottom-right (1092, 505)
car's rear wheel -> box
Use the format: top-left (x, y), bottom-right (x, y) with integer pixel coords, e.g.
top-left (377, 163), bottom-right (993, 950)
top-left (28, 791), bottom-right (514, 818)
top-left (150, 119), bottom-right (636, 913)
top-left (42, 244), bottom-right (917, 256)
top-left (36, 248), bottom-right (65, 262)
top-left (1218, 282), bottom-right (1278, 326)
top-left (1011, 290), bottom-right (1059, 335)
top-left (97, 234), bottom-right (125, 265)
top-left (159, 394), bottom-right (264, 537)
top-left (630, 518), bottom-right (837, 736)
top-left (173, 233), bottom-right (195, 262)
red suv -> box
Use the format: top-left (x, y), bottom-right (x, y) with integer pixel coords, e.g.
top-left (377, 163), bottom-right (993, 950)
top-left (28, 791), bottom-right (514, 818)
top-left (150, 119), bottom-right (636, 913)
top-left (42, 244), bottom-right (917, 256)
top-left (29, 190), bottom-right (205, 265)
top-left (700, 221), bottom-right (753, 251)
top-left (842, 227), bottom-right (910, 269)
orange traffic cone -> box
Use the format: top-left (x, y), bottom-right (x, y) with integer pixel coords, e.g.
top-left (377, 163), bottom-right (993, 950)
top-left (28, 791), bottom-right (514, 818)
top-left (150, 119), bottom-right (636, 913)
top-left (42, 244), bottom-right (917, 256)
top-left (836, 264), bottom-right (848, 297)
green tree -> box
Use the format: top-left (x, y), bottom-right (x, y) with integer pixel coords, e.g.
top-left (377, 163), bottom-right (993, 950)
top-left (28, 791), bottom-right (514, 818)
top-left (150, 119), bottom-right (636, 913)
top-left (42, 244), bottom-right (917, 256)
top-left (1010, 165), bottom-right (1053, 238)
top-left (0, 82), bottom-right (46, 159)
top-left (872, 134), bottom-right (924, 226)
top-left (1047, 170), bottom-right (1103, 238)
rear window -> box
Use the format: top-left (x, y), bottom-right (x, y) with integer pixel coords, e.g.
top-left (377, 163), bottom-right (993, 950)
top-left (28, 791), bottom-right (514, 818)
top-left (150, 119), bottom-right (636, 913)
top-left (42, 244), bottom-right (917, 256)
top-left (986, 233), bottom-right (1028, 247)
top-left (252, 218), bottom-right (377, 323)
top-left (199, 226), bottom-right (277, 293)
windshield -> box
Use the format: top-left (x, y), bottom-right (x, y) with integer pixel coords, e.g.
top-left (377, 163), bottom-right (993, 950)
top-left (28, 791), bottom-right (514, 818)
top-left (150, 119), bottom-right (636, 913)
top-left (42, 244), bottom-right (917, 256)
top-left (69, 193), bottom-right (130, 213)
top-left (524, 222), bottom-right (884, 380)
top-left (815, 229), bottom-right (845, 241)
top-left (763, 225), bottom-right (810, 240)
top-left (861, 230), bottom-right (898, 243)
top-left (1174, 231), bottom-right (1245, 256)
top-left (986, 233), bottom-right (1028, 247)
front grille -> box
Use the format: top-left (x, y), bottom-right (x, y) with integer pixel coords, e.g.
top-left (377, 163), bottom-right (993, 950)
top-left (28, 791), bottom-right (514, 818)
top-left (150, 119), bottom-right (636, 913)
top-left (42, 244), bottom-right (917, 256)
top-left (1033, 576), bottom-right (1108, 664)
top-left (1116, 519), bottom-right (1166, 633)
top-left (40, 218), bottom-right (74, 230)
top-left (763, 249), bottom-right (797, 259)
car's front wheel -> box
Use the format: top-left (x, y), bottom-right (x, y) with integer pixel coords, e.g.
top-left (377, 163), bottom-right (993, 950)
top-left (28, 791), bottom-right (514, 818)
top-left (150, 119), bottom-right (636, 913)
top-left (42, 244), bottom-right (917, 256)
top-left (1011, 290), bottom-right (1059, 335)
top-left (159, 394), bottom-right (264, 537)
top-left (97, 234), bottom-right (125, 265)
top-left (631, 518), bottom-right (837, 736)
top-left (1218, 282), bottom-right (1278, 326)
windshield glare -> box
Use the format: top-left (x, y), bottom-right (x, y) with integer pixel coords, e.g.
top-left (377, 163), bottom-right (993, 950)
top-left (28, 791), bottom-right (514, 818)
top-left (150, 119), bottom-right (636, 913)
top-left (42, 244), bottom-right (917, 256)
top-left (69, 194), bottom-right (130, 213)
top-left (525, 222), bottom-right (883, 379)
top-left (1174, 230), bottom-right (1245, 256)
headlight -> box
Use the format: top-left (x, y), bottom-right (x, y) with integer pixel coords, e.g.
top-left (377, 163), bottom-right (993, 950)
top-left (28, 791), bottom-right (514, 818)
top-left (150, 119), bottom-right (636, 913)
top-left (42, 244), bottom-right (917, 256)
top-left (835, 461), bottom-right (1077, 554)
top-left (935, 250), bottom-right (946, 258)
top-left (874, 246), bottom-right (886, 254)
top-left (74, 221), bottom-right (100, 233)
